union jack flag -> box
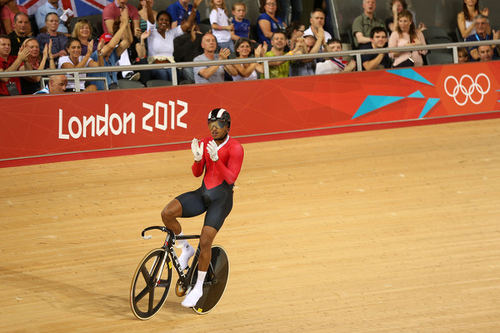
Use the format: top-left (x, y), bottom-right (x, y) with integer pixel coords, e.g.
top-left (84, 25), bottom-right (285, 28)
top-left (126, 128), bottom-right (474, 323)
top-left (19, 0), bottom-right (112, 17)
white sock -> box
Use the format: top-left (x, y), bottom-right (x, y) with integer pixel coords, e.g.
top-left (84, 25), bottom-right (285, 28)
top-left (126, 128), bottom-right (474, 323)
top-left (175, 231), bottom-right (186, 248)
top-left (193, 270), bottom-right (207, 293)
top-left (181, 270), bottom-right (206, 307)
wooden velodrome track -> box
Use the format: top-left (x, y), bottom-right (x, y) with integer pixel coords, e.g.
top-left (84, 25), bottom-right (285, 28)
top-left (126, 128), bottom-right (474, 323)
top-left (1, 118), bottom-right (500, 332)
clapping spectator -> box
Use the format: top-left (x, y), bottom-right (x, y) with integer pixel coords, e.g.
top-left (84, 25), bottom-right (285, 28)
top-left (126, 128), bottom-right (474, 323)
top-left (262, 31), bottom-right (292, 78)
top-left (465, 14), bottom-right (493, 60)
top-left (230, 2), bottom-right (251, 42)
top-left (0, 33), bottom-right (29, 96)
top-left (386, 0), bottom-right (425, 34)
top-left (388, 10), bottom-right (427, 68)
top-left (304, 9), bottom-right (332, 45)
top-left (8, 12), bottom-right (30, 55)
top-left (193, 32), bottom-right (237, 84)
top-left (316, 38), bottom-right (356, 74)
top-left (20, 38), bottom-right (56, 94)
top-left (35, 0), bottom-right (71, 34)
top-left (147, 0), bottom-right (201, 82)
top-left (36, 13), bottom-right (68, 65)
top-left (71, 19), bottom-right (96, 56)
top-left (257, 0), bottom-right (286, 48)
top-left (58, 38), bottom-right (99, 92)
top-left (352, 0), bottom-right (385, 48)
top-left (90, 8), bottom-right (131, 90)
top-left (286, 21), bottom-right (305, 51)
top-left (102, 0), bottom-right (140, 38)
top-left (290, 27), bottom-right (325, 77)
top-left (457, 0), bottom-right (489, 40)
top-left (209, 0), bottom-right (234, 53)
top-left (1, 0), bottom-right (27, 35)
top-left (231, 38), bottom-right (265, 81)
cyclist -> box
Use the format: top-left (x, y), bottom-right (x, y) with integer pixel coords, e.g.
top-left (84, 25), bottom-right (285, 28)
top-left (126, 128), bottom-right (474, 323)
top-left (161, 108), bottom-right (244, 307)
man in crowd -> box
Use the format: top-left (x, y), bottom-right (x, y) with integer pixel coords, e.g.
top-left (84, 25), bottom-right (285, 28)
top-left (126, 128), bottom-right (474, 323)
top-left (361, 27), bottom-right (392, 71)
top-left (465, 14), bottom-right (493, 61)
top-left (35, 0), bottom-right (71, 34)
top-left (263, 31), bottom-right (291, 78)
top-left (193, 32), bottom-right (236, 84)
top-left (9, 12), bottom-right (31, 55)
top-left (303, 8), bottom-right (332, 46)
top-left (352, 0), bottom-right (385, 48)
top-left (102, 0), bottom-right (140, 37)
top-left (34, 74), bottom-right (68, 94)
top-left (0, 34), bottom-right (29, 96)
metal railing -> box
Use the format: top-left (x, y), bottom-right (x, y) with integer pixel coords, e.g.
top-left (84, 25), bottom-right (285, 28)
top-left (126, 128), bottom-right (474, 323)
top-left (1, 39), bottom-right (499, 92)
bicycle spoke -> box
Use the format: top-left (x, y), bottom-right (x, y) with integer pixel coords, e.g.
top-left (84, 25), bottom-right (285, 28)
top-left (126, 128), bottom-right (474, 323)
top-left (140, 265), bottom-right (150, 283)
top-left (148, 285), bottom-right (155, 314)
top-left (135, 285), bottom-right (149, 303)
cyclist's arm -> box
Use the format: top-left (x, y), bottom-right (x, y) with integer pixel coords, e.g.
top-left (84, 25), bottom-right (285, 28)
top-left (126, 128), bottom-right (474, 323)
top-left (214, 143), bottom-right (244, 184)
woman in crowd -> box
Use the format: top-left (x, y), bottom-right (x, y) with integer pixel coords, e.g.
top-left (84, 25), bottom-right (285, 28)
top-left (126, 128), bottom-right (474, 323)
top-left (58, 38), bottom-right (99, 92)
top-left (230, 38), bottom-right (265, 81)
top-left (457, 0), bottom-right (489, 40)
top-left (1, 0), bottom-right (27, 35)
top-left (147, 0), bottom-right (201, 81)
top-left (257, 0), bottom-right (286, 48)
top-left (36, 13), bottom-right (68, 65)
top-left (286, 21), bottom-right (305, 52)
top-left (71, 19), bottom-right (95, 55)
top-left (388, 9), bottom-right (427, 68)
top-left (20, 38), bottom-right (56, 94)
top-left (386, 0), bottom-right (425, 33)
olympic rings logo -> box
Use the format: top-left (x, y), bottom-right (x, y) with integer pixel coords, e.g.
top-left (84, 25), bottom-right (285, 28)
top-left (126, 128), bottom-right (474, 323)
top-left (444, 73), bottom-right (490, 106)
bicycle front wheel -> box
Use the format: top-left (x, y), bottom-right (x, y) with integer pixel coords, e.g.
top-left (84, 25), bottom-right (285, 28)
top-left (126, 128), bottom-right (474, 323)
top-left (130, 248), bottom-right (172, 320)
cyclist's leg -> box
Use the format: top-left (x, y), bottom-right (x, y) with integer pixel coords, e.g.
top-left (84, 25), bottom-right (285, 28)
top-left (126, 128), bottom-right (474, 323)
top-left (182, 185), bottom-right (233, 308)
top-left (161, 188), bottom-right (206, 234)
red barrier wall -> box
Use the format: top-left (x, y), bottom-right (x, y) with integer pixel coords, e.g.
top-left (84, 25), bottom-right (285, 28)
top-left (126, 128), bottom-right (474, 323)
top-left (1, 62), bottom-right (499, 167)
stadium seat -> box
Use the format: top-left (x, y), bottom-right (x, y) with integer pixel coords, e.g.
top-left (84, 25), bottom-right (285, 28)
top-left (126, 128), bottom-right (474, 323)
top-left (117, 79), bottom-right (145, 89)
top-left (146, 80), bottom-right (173, 87)
top-left (426, 52), bottom-right (454, 65)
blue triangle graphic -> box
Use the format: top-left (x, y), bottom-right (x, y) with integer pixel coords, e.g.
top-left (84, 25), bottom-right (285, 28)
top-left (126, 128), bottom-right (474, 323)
top-left (408, 90), bottom-right (425, 98)
top-left (419, 98), bottom-right (440, 118)
top-left (387, 68), bottom-right (434, 86)
top-left (353, 95), bottom-right (405, 119)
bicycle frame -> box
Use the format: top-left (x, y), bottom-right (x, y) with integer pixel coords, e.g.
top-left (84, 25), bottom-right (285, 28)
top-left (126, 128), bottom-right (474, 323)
top-left (141, 226), bottom-right (201, 292)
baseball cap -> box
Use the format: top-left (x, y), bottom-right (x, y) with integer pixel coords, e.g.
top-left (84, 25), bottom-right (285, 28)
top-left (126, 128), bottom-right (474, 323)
top-left (99, 33), bottom-right (113, 43)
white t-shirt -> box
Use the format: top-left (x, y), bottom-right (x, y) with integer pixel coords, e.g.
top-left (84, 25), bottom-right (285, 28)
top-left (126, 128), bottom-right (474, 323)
top-left (303, 27), bottom-right (332, 43)
top-left (232, 70), bottom-right (258, 81)
top-left (315, 59), bottom-right (344, 75)
top-left (210, 8), bottom-right (231, 43)
top-left (147, 25), bottom-right (184, 58)
top-left (58, 55), bottom-right (91, 90)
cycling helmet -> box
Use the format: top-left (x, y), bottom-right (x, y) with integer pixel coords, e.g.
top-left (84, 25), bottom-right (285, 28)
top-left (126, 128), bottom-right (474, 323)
top-left (207, 108), bottom-right (231, 129)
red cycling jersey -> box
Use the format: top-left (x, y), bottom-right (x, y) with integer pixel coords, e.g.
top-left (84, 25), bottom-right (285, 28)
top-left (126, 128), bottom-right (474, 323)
top-left (192, 136), bottom-right (244, 189)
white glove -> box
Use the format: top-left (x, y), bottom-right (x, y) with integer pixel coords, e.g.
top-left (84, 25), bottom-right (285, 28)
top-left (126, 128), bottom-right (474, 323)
top-left (191, 138), bottom-right (204, 162)
top-left (206, 140), bottom-right (219, 162)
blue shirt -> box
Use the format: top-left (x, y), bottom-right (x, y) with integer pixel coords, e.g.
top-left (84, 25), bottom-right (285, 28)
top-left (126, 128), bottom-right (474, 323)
top-left (91, 49), bottom-right (119, 89)
top-left (231, 18), bottom-right (250, 39)
top-left (256, 13), bottom-right (285, 47)
top-left (34, 2), bottom-right (69, 34)
top-left (167, 1), bottom-right (200, 26)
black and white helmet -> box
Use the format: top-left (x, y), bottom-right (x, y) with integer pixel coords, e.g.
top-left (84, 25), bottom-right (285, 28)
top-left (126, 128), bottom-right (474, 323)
top-left (207, 108), bottom-right (231, 128)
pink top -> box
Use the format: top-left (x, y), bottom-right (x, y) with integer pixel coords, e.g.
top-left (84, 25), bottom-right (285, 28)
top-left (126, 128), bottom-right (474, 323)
top-left (102, 1), bottom-right (139, 34)
top-left (1, 5), bottom-right (28, 31)
top-left (388, 30), bottom-right (427, 67)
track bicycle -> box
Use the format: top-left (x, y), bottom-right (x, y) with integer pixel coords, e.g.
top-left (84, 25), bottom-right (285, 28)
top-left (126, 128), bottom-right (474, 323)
top-left (130, 226), bottom-right (229, 320)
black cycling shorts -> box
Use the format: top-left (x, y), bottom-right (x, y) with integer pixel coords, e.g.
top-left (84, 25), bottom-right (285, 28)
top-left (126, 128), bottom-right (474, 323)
top-left (176, 182), bottom-right (234, 231)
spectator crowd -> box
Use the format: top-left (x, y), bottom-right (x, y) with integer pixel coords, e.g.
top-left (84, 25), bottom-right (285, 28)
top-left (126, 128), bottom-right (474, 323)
top-left (0, 0), bottom-right (499, 96)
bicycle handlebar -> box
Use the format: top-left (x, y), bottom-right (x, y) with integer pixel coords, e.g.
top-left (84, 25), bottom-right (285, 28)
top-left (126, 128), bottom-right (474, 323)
top-left (140, 226), bottom-right (201, 240)
top-left (141, 226), bottom-right (168, 239)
